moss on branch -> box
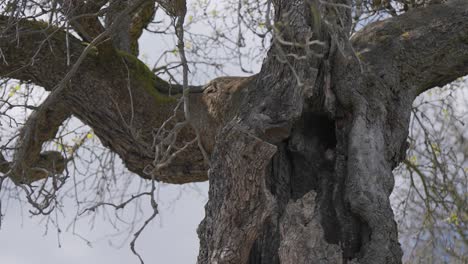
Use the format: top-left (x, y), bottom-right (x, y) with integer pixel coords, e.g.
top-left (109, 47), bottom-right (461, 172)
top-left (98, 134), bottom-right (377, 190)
top-left (116, 50), bottom-right (177, 104)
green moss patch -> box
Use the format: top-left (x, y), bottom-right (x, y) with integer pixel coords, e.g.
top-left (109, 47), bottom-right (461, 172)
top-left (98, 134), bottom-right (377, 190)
top-left (117, 50), bottom-right (176, 104)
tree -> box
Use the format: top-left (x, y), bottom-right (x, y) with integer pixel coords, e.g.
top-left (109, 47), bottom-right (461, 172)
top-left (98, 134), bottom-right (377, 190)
top-left (0, 0), bottom-right (467, 263)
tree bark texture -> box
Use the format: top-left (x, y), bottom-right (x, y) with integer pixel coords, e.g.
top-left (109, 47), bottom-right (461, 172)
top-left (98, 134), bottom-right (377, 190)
top-left (197, 1), bottom-right (468, 263)
top-left (1, 0), bottom-right (468, 263)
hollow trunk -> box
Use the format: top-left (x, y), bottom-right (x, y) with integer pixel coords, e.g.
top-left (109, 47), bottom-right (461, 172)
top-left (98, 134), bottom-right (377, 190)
top-left (197, 1), bottom-right (412, 263)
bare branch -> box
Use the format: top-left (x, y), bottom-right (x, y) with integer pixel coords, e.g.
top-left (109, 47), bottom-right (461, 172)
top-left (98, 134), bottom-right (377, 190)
top-left (352, 0), bottom-right (468, 95)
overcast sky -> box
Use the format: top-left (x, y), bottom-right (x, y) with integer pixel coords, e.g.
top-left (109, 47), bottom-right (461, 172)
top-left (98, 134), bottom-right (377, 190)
top-left (0, 183), bottom-right (208, 264)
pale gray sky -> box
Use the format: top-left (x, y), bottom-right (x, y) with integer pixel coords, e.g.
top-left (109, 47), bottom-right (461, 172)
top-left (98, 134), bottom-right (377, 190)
top-left (0, 183), bottom-right (208, 264)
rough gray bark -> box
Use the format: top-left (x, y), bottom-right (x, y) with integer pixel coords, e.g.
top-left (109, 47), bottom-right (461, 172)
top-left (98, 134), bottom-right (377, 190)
top-left (278, 191), bottom-right (342, 264)
top-left (198, 1), bottom-right (468, 264)
top-left (1, 0), bottom-right (468, 263)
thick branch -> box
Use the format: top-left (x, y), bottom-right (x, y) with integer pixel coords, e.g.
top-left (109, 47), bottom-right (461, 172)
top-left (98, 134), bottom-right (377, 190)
top-left (105, 0), bottom-right (156, 55)
top-left (352, 0), bottom-right (468, 95)
top-left (155, 0), bottom-right (187, 17)
top-left (0, 16), bottom-right (252, 185)
top-left (0, 15), bottom-right (201, 93)
top-left (60, 0), bottom-right (107, 43)
top-left (0, 16), bottom-right (82, 90)
top-left (10, 88), bottom-right (72, 184)
top-left (0, 96), bottom-right (71, 184)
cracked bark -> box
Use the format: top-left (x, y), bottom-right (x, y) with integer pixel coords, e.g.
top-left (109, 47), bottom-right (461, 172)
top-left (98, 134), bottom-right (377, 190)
top-left (198, 1), bottom-right (468, 264)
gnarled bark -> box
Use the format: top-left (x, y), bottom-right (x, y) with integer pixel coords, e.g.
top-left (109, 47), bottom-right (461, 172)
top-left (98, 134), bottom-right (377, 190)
top-left (198, 1), bottom-right (468, 264)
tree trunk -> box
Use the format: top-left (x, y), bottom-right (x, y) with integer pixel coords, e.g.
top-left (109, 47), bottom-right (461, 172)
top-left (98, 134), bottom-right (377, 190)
top-left (197, 1), bottom-right (468, 263)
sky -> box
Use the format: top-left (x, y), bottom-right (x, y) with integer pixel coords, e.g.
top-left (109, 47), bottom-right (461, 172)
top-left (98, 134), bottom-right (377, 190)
top-left (0, 183), bottom-right (208, 264)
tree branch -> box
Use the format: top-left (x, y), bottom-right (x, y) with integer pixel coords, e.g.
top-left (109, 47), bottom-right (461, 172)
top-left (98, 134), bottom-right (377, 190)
top-left (59, 0), bottom-right (108, 43)
top-left (0, 16), bottom-right (82, 90)
top-left (352, 0), bottom-right (468, 95)
top-left (105, 0), bottom-right (157, 55)
top-left (0, 15), bottom-right (201, 94)
top-left (6, 95), bottom-right (71, 184)
top-left (0, 15), bottom-right (253, 185)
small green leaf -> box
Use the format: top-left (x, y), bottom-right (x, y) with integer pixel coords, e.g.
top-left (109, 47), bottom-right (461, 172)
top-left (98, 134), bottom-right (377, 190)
top-left (448, 212), bottom-right (459, 226)
top-left (430, 143), bottom-right (440, 155)
top-left (409, 155), bottom-right (418, 165)
top-left (442, 108), bottom-right (449, 118)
